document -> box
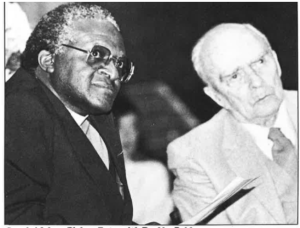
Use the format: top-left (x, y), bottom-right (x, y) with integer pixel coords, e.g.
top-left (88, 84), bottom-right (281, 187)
top-left (181, 176), bottom-right (257, 224)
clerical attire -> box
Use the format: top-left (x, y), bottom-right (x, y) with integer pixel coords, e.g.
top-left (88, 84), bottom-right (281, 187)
top-left (67, 108), bottom-right (124, 200)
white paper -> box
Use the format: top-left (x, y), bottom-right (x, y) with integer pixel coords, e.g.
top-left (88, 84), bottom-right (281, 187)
top-left (181, 176), bottom-right (258, 225)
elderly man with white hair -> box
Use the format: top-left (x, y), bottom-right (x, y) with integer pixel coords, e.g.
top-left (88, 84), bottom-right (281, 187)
top-left (167, 23), bottom-right (297, 224)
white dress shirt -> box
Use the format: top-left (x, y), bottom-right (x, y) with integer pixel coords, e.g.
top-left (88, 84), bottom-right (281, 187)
top-left (66, 107), bottom-right (88, 126)
top-left (242, 100), bottom-right (297, 160)
top-left (66, 107), bottom-right (109, 168)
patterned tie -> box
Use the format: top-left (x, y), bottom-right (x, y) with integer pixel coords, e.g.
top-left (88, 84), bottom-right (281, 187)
top-left (81, 118), bottom-right (110, 169)
top-left (268, 127), bottom-right (297, 179)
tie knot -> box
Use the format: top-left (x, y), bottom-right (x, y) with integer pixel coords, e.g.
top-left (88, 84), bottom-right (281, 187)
top-left (268, 127), bottom-right (283, 142)
top-left (268, 127), bottom-right (294, 152)
top-left (81, 118), bottom-right (90, 134)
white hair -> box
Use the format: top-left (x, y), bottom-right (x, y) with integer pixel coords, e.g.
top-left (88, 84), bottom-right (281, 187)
top-left (191, 23), bottom-right (271, 85)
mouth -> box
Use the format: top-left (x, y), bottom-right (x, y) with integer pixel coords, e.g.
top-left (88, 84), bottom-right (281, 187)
top-left (91, 81), bottom-right (114, 90)
top-left (255, 93), bottom-right (273, 104)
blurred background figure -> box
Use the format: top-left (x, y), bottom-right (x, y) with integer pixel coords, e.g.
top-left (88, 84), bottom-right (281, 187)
top-left (5, 3), bottom-right (31, 81)
top-left (114, 95), bottom-right (174, 224)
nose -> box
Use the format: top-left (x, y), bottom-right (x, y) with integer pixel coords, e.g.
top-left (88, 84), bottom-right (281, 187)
top-left (99, 60), bottom-right (120, 82)
top-left (244, 66), bottom-right (264, 88)
top-left (107, 59), bottom-right (121, 82)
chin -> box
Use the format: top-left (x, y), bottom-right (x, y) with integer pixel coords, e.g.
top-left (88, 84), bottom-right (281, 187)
top-left (256, 95), bottom-right (282, 112)
top-left (88, 103), bottom-right (113, 115)
top-left (255, 105), bottom-right (280, 120)
top-left (84, 95), bottom-right (116, 115)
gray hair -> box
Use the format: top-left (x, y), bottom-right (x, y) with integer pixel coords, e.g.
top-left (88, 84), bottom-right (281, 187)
top-left (21, 3), bottom-right (120, 72)
top-left (191, 23), bottom-right (271, 85)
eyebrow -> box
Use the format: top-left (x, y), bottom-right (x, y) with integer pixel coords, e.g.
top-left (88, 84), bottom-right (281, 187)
top-left (219, 69), bottom-right (239, 82)
top-left (250, 50), bottom-right (270, 65)
top-left (219, 50), bottom-right (271, 82)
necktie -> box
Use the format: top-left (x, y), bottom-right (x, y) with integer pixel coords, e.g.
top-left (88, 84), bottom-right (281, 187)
top-left (109, 161), bottom-right (125, 200)
top-left (81, 118), bottom-right (110, 169)
top-left (268, 127), bottom-right (297, 179)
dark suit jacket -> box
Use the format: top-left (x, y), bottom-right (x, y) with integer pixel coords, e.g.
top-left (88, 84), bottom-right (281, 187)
top-left (5, 68), bottom-right (133, 225)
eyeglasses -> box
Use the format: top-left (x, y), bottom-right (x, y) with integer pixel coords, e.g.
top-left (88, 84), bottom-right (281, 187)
top-left (61, 44), bottom-right (134, 83)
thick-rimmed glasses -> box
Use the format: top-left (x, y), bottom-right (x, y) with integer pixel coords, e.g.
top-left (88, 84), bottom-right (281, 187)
top-left (62, 44), bottom-right (134, 83)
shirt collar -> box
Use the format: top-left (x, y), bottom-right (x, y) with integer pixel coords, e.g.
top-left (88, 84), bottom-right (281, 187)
top-left (65, 107), bottom-right (88, 126)
top-left (241, 99), bottom-right (297, 160)
top-left (242, 99), bottom-right (295, 137)
top-left (273, 99), bottom-right (297, 145)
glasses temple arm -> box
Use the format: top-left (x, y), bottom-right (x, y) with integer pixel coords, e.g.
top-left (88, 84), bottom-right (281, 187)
top-left (61, 44), bottom-right (89, 54)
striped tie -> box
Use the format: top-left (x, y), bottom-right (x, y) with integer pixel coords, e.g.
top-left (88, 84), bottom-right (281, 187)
top-left (81, 118), bottom-right (110, 169)
top-left (268, 127), bottom-right (297, 179)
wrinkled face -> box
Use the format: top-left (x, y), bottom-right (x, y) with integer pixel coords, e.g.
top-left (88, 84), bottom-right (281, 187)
top-left (203, 27), bottom-right (284, 125)
top-left (118, 113), bottom-right (139, 155)
top-left (51, 19), bottom-right (125, 115)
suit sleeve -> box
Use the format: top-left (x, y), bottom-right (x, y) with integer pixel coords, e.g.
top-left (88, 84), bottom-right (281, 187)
top-left (167, 142), bottom-right (231, 224)
top-left (5, 93), bottom-right (66, 225)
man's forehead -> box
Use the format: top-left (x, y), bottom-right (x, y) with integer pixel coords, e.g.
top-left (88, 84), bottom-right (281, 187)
top-left (70, 19), bottom-right (125, 54)
top-left (204, 26), bottom-right (267, 76)
top-left (72, 19), bottom-right (119, 35)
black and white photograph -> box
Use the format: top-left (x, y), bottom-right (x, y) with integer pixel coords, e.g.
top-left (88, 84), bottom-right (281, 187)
top-left (4, 2), bottom-right (298, 225)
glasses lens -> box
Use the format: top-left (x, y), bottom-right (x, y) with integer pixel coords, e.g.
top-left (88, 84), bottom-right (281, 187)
top-left (118, 58), bottom-right (134, 83)
top-left (87, 45), bottom-right (134, 83)
top-left (114, 57), bottom-right (128, 80)
top-left (87, 45), bottom-right (110, 66)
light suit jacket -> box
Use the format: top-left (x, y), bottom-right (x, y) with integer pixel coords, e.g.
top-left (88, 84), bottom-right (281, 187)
top-left (167, 90), bottom-right (297, 224)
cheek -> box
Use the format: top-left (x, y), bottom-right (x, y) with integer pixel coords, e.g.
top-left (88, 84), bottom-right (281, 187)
top-left (225, 86), bottom-right (248, 103)
top-left (225, 89), bottom-right (254, 112)
top-left (261, 67), bottom-right (284, 100)
top-left (65, 61), bottom-right (94, 92)
top-left (261, 62), bottom-right (281, 85)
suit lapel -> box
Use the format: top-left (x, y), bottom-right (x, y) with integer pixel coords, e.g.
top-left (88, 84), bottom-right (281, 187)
top-left (89, 114), bottom-right (128, 194)
top-left (40, 82), bottom-right (122, 199)
top-left (90, 114), bottom-right (133, 223)
top-left (285, 91), bottom-right (298, 150)
top-left (222, 113), bottom-right (286, 223)
top-left (265, 157), bottom-right (296, 200)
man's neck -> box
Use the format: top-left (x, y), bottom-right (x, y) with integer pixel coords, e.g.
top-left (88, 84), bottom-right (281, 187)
top-left (231, 110), bottom-right (279, 128)
top-left (249, 114), bottom-right (278, 128)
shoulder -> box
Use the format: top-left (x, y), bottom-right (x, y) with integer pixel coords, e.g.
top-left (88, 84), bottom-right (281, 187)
top-left (167, 109), bottom-right (227, 158)
top-left (6, 88), bottom-right (50, 122)
top-left (284, 90), bottom-right (297, 105)
top-left (6, 70), bottom-right (54, 126)
top-left (167, 109), bottom-right (229, 170)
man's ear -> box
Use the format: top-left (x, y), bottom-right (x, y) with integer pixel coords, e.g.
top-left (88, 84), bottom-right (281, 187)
top-left (204, 86), bottom-right (229, 109)
top-left (271, 50), bottom-right (282, 77)
top-left (38, 50), bottom-right (55, 73)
